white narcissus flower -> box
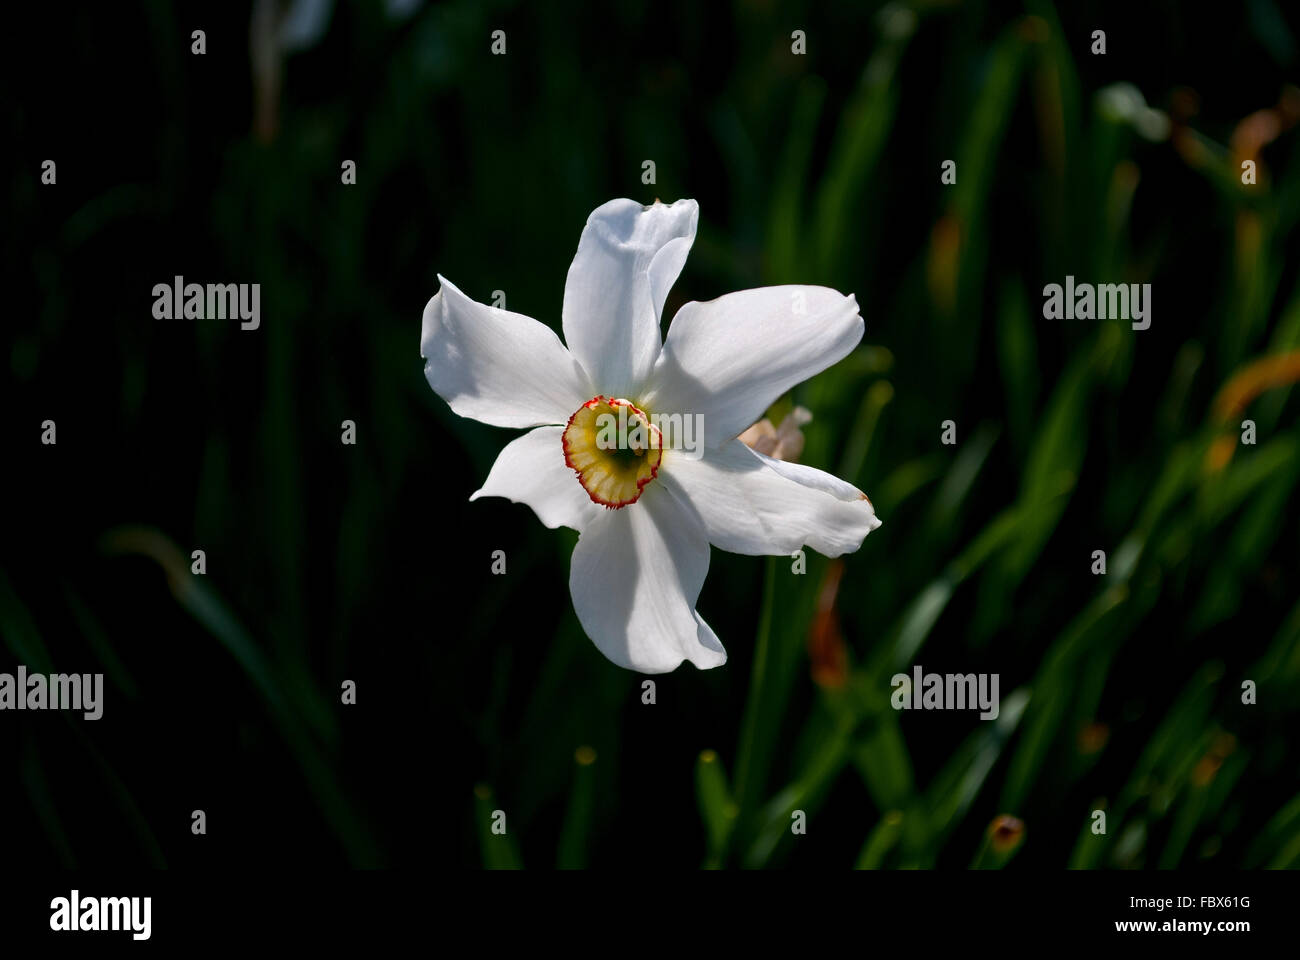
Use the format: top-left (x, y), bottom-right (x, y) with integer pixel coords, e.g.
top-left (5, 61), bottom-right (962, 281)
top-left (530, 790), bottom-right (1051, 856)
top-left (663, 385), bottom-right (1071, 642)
top-left (421, 198), bottom-right (880, 673)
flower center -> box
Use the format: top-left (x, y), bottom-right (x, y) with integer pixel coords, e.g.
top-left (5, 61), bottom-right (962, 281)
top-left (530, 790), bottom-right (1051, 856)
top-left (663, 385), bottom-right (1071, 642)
top-left (562, 396), bottom-right (663, 508)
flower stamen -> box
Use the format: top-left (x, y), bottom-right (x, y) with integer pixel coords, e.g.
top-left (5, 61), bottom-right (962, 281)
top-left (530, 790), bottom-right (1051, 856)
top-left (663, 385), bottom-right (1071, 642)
top-left (562, 396), bottom-right (663, 508)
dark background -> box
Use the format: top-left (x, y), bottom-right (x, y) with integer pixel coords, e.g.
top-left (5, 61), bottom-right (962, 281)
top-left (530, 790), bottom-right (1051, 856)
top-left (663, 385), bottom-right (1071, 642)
top-left (4, 0), bottom-right (1300, 869)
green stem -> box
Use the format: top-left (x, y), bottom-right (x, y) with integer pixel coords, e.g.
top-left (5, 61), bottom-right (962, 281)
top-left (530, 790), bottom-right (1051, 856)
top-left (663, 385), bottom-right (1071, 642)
top-left (730, 556), bottom-right (778, 858)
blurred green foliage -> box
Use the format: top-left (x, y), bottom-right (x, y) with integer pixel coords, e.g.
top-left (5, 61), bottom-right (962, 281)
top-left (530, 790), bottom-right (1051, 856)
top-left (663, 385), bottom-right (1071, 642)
top-left (5, 0), bottom-right (1300, 869)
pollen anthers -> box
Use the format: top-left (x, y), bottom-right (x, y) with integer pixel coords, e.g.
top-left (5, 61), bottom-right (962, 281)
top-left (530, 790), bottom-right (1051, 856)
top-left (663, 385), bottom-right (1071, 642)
top-left (563, 396), bottom-right (663, 508)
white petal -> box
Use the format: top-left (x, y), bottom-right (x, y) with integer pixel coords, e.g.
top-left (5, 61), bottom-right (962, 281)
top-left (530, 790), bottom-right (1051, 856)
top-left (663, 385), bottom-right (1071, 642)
top-left (568, 483), bottom-right (725, 673)
top-left (643, 286), bottom-right (863, 447)
top-left (470, 426), bottom-right (601, 531)
top-left (422, 276), bottom-right (591, 429)
top-left (661, 440), bottom-right (880, 557)
top-left (562, 199), bottom-right (699, 399)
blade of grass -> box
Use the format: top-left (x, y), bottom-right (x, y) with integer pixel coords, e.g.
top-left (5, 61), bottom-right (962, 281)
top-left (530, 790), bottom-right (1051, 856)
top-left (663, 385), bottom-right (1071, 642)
top-left (695, 749), bottom-right (737, 869)
top-left (557, 746), bottom-right (597, 869)
top-left (475, 784), bottom-right (522, 870)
